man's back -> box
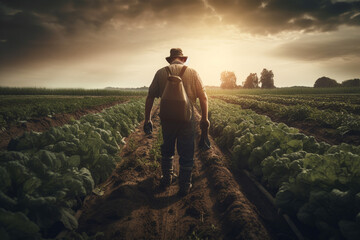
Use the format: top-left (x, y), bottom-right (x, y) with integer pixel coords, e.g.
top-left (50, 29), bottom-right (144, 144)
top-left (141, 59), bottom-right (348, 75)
top-left (148, 61), bottom-right (206, 104)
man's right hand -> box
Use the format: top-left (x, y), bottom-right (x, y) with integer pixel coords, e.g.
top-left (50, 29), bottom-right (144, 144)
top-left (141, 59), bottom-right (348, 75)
top-left (144, 96), bottom-right (155, 134)
top-left (144, 120), bottom-right (153, 135)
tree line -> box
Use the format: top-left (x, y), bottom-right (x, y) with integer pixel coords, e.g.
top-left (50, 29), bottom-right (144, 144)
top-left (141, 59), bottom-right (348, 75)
top-left (220, 70), bottom-right (359, 89)
top-left (314, 77), bottom-right (360, 88)
top-left (220, 68), bottom-right (275, 89)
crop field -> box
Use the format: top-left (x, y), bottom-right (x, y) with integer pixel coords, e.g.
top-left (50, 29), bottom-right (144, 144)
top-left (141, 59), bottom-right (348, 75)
top-left (214, 95), bottom-right (360, 145)
top-left (0, 95), bottom-right (131, 130)
top-left (1, 87), bottom-right (360, 240)
top-left (0, 87), bottom-right (148, 96)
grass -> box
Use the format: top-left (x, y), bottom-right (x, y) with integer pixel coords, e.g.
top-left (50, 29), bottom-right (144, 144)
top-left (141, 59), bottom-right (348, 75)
top-left (149, 130), bottom-right (163, 162)
top-left (126, 138), bottom-right (140, 153)
top-left (187, 224), bottom-right (219, 240)
top-left (119, 130), bottom-right (162, 171)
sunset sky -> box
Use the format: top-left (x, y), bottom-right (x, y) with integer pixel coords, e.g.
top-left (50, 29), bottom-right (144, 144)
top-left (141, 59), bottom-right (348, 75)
top-left (1, 0), bottom-right (360, 88)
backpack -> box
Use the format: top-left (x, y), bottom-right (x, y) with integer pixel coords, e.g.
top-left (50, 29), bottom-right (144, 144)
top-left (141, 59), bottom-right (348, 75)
top-left (159, 65), bottom-right (193, 122)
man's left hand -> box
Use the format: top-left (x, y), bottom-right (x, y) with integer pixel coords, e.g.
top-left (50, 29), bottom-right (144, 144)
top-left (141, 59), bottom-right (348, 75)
top-left (200, 119), bottom-right (210, 130)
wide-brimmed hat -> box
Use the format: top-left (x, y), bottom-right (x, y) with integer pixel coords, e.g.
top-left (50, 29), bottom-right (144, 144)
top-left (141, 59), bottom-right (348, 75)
top-left (166, 48), bottom-right (188, 63)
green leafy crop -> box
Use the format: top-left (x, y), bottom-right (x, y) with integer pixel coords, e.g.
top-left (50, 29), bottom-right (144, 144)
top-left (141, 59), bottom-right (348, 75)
top-left (0, 98), bottom-right (145, 239)
top-left (208, 98), bottom-right (360, 239)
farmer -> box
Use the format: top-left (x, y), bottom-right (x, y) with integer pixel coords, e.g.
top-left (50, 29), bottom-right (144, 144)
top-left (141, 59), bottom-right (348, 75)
top-left (144, 48), bottom-right (209, 196)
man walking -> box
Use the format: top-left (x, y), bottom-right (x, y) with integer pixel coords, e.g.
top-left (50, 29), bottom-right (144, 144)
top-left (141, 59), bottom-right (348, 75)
top-left (144, 48), bottom-right (209, 196)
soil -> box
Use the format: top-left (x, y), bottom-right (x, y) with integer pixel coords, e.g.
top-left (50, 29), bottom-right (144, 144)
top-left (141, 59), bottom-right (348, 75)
top-left (0, 99), bottom-right (128, 150)
top-left (76, 106), bottom-right (297, 240)
top-left (213, 96), bottom-right (360, 146)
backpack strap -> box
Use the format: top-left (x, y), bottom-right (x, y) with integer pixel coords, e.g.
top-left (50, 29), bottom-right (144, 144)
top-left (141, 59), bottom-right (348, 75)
top-left (165, 66), bottom-right (172, 76)
top-left (179, 66), bottom-right (187, 77)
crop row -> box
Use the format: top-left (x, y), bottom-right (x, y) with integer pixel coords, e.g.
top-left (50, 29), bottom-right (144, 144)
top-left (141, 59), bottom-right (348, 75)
top-left (216, 95), bottom-right (360, 136)
top-left (0, 87), bottom-right (148, 96)
top-left (0, 98), bottom-right (145, 239)
top-left (234, 95), bottom-right (360, 115)
top-left (208, 98), bottom-right (360, 240)
top-left (206, 87), bottom-right (360, 96)
top-left (245, 94), bottom-right (360, 105)
top-left (0, 96), bottom-right (129, 130)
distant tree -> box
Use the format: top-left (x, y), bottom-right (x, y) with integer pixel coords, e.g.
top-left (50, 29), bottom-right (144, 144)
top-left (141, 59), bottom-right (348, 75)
top-left (220, 71), bottom-right (237, 89)
top-left (243, 73), bottom-right (259, 88)
top-left (342, 79), bottom-right (360, 87)
top-left (260, 68), bottom-right (275, 89)
top-left (314, 77), bottom-right (339, 88)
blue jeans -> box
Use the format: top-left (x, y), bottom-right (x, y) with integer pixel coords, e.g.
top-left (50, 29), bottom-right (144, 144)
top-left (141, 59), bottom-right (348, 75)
top-left (161, 120), bottom-right (195, 171)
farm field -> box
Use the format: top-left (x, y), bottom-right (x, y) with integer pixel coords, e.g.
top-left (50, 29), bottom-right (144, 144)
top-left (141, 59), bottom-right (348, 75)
top-left (0, 87), bottom-right (147, 128)
top-left (206, 96), bottom-right (360, 240)
top-left (0, 87), bottom-right (147, 150)
top-left (229, 94), bottom-right (360, 114)
top-left (1, 87), bottom-right (360, 240)
top-left (213, 94), bottom-right (360, 145)
top-left (0, 87), bottom-right (148, 96)
top-left (0, 95), bottom-right (130, 129)
top-left (206, 86), bottom-right (360, 96)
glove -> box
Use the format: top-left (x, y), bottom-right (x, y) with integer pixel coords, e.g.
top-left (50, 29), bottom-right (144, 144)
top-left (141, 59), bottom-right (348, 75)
top-left (143, 121), bottom-right (153, 135)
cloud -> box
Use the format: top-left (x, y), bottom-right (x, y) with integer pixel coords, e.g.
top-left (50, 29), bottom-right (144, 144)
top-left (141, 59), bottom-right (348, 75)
top-left (271, 27), bottom-right (360, 80)
top-left (206, 0), bottom-right (360, 34)
top-left (1, 0), bottom-right (360, 71)
top-left (0, 0), bottom-right (208, 36)
top-left (273, 27), bottom-right (360, 60)
top-left (1, 0), bottom-right (359, 42)
top-left (0, 0), bottom-right (211, 69)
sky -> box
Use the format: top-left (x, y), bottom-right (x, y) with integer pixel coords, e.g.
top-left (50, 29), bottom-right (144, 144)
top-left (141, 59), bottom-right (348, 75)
top-left (0, 0), bottom-right (360, 88)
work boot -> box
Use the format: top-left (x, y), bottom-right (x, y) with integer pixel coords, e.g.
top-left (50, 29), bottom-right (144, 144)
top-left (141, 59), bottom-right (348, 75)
top-left (159, 157), bottom-right (174, 190)
top-left (159, 168), bottom-right (173, 189)
top-left (178, 167), bottom-right (192, 197)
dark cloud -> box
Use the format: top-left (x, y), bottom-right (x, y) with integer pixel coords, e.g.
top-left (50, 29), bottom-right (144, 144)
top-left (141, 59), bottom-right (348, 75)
top-left (208, 0), bottom-right (360, 34)
top-left (0, 0), bottom-right (208, 68)
top-left (1, 0), bottom-right (360, 69)
top-left (0, 4), bottom-right (62, 67)
top-left (0, 0), bottom-right (206, 35)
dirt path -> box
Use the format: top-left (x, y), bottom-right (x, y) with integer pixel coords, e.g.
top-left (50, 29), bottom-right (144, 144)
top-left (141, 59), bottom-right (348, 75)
top-left (77, 106), bottom-right (293, 240)
top-left (0, 99), bottom-right (129, 150)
